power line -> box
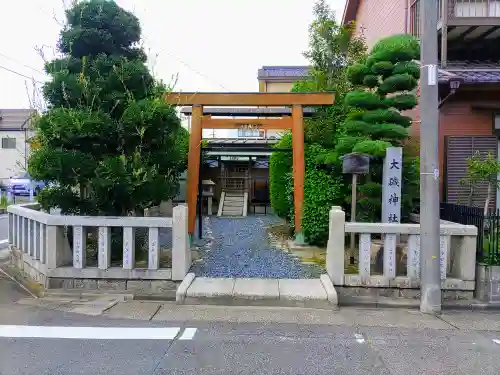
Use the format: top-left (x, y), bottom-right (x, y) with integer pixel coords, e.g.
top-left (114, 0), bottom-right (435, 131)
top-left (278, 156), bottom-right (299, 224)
top-left (35, 4), bottom-right (231, 92)
top-left (0, 52), bottom-right (46, 76)
top-left (0, 65), bottom-right (45, 84)
top-left (162, 51), bottom-right (230, 91)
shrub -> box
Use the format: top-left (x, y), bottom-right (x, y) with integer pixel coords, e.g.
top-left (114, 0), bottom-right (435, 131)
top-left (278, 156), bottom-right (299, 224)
top-left (269, 134), bottom-right (293, 220)
top-left (301, 145), bottom-right (344, 245)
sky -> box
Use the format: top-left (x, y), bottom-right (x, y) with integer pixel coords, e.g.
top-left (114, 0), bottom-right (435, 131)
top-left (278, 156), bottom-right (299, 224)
top-left (0, 0), bottom-right (346, 111)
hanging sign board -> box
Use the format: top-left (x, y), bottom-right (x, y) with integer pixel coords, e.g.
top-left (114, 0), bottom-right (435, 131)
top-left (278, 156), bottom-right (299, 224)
top-left (341, 153), bottom-right (370, 174)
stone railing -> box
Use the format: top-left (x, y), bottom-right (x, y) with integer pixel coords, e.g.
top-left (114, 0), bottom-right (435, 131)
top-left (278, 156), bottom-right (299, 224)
top-left (7, 203), bottom-right (190, 289)
top-left (326, 207), bottom-right (478, 298)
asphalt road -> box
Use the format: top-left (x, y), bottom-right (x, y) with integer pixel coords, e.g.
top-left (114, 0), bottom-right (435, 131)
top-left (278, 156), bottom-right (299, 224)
top-left (1, 297), bottom-right (500, 375)
top-left (1, 210), bottom-right (500, 374)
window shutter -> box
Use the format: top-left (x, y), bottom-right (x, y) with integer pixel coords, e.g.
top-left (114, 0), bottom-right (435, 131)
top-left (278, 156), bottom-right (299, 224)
top-left (445, 135), bottom-right (498, 208)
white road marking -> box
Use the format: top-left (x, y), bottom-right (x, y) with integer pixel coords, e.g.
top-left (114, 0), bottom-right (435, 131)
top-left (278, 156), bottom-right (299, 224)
top-left (178, 327), bottom-right (197, 340)
top-left (0, 325), bottom-right (188, 340)
top-left (354, 333), bottom-right (365, 343)
top-left (492, 339), bottom-right (500, 345)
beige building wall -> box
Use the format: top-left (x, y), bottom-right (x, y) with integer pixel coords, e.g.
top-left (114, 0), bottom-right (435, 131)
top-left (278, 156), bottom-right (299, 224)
top-left (257, 79), bottom-right (295, 139)
top-left (0, 109), bottom-right (36, 181)
top-left (264, 81), bottom-right (295, 93)
top-left (0, 130), bottom-right (32, 180)
top-left (353, 0), bottom-right (407, 49)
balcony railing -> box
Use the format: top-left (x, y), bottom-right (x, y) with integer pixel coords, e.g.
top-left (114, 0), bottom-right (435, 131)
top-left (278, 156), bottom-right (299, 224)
top-left (410, 0), bottom-right (500, 37)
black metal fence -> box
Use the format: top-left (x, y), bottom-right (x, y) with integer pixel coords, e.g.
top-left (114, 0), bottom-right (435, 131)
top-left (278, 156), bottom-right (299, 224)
top-left (440, 202), bottom-right (500, 265)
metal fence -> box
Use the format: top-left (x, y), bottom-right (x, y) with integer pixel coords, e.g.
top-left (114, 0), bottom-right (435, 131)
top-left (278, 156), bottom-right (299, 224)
top-left (440, 202), bottom-right (500, 264)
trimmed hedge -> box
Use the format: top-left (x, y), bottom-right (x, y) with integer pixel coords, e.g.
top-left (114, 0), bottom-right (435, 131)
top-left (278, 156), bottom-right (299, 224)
top-left (269, 139), bottom-right (344, 246)
top-left (269, 133), bottom-right (293, 220)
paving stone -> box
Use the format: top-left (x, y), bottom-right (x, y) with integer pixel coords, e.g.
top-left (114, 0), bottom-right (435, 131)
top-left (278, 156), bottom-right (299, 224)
top-left (126, 280), bottom-right (151, 293)
top-left (279, 279), bottom-right (327, 301)
top-left (61, 297), bottom-right (119, 316)
top-left (74, 279), bottom-right (98, 290)
top-left (104, 301), bottom-right (161, 320)
top-left (150, 280), bottom-right (178, 294)
top-left (186, 277), bottom-right (235, 297)
top-left (233, 278), bottom-right (279, 300)
top-left (97, 279), bottom-right (127, 291)
top-left (16, 297), bottom-right (75, 310)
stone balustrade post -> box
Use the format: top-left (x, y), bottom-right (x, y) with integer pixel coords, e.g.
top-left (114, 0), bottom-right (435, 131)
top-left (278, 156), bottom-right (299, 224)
top-left (326, 206), bottom-right (345, 285)
top-left (172, 204), bottom-right (190, 281)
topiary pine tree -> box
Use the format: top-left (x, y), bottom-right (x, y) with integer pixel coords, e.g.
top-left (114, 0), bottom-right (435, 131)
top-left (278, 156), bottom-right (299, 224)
top-left (28, 0), bottom-right (186, 260)
top-left (29, 0), bottom-right (184, 217)
top-left (335, 34), bottom-right (420, 222)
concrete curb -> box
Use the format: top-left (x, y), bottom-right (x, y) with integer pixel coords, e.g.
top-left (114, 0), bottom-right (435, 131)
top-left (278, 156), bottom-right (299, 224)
top-left (319, 274), bottom-right (339, 310)
top-left (44, 290), bottom-right (134, 302)
top-left (339, 296), bottom-right (500, 311)
top-left (176, 272), bottom-right (196, 303)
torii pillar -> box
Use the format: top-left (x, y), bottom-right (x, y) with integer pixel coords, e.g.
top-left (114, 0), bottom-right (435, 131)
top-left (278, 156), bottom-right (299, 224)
top-left (292, 104), bottom-right (305, 244)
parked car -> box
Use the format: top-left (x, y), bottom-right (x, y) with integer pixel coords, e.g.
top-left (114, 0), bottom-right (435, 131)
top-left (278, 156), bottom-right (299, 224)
top-left (4, 173), bottom-right (45, 196)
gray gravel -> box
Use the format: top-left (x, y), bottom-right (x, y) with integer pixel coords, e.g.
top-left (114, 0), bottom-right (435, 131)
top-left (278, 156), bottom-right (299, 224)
top-left (190, 215), bottom-right (322, 278)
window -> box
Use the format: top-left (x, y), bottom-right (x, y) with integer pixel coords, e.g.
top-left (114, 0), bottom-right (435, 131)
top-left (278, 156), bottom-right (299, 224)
top-left (1, 137), bottom-right (16, 149)
top-left (495, 114), bottom-right (500, 131)
top-left (238, 129), bottom-right (261, 137)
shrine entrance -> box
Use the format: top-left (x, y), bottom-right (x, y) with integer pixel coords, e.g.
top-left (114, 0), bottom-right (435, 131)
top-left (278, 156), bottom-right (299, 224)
top-left (164, 92), bottom-right (335, 245)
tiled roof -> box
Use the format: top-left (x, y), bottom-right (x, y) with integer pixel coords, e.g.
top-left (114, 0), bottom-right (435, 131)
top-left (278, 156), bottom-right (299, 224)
top-left (257, 66), bottom-right (309, 80)
top-left (258, 61), bottom-right (500, 85)
top-left (440, 60), bottom-right (500, 84)
top-left (0, 109), bottom-right (36, 130)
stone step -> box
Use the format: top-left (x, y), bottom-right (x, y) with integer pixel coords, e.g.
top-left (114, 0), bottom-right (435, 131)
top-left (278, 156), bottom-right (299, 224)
top-left (224, 196), bottom-right (244, 201)
top-left (222, 212), bottom-right (243, 216)
top-left (178, 275), bottom-right (337, 310)
top-left (224, 201), bottom-right (244, 207)
top-left (223, 207), bottom-right (243, 212)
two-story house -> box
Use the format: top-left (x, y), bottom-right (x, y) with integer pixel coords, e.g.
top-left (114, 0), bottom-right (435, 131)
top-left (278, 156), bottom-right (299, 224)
top-left (343, 0), bottom-right (500, 208)
top-left (0, 109), bottom-right (35, 183)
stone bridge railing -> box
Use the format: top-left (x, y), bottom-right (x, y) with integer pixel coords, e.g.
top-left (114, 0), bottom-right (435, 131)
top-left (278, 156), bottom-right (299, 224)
top-left (7, 203), bottom-right (190, 291)
top-left (325, 207), bottom-right (478, 299)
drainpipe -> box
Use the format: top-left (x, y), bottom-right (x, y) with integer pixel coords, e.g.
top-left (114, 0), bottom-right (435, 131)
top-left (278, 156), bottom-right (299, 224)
top-left (20, 118), bottom-right (29, 170)
top-left (404, 0), bottom-right (409, 33)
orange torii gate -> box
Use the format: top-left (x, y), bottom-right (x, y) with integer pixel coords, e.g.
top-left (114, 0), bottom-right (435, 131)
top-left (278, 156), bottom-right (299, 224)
top-left (164, 92), bottom-right (335, 243)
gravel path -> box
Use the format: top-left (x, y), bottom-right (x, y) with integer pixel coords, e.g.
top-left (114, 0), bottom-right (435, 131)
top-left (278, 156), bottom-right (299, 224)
top-left (190, 215), bottom-right (322, 278)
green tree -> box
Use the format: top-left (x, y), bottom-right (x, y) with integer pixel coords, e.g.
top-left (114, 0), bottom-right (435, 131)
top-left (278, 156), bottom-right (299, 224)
top-left (28, 0), bottom-right (185, 257)
top-left (336, 34), bottom-right (420, 221)
top-left (461, 151), bottom-right (500, 215)
top-left (269, 0), bottom-right (366, 245)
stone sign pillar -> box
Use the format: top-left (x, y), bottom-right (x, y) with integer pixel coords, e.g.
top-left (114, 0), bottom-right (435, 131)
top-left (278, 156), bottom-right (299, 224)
top-left (382, 147), bottom-right (402, 224)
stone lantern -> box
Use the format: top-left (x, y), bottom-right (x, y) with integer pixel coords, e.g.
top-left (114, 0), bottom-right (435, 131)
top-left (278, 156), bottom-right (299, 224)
top-left (202, 180), bottom-right (215, 215)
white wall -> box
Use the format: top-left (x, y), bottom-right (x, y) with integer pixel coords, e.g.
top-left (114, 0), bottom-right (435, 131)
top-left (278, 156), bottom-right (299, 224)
top-left (0, 130), bottom-right (31, 180)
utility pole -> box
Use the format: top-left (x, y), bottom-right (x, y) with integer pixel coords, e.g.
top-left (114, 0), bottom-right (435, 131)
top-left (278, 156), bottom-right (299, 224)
top-left (419, 0), bottom-right (442, 313)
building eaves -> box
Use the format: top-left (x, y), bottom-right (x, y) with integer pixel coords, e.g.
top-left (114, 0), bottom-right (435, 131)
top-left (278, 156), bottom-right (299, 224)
top-left (342, 0), bottom-right (360, 26)
top-left (257, 66), bottom-right (309, 81)
top-left (442, 60), bottom-right (500, 84)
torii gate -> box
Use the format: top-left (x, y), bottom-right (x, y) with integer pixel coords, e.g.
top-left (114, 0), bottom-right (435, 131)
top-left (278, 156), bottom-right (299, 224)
top-left (164, 92), bottom-right (335, 243)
